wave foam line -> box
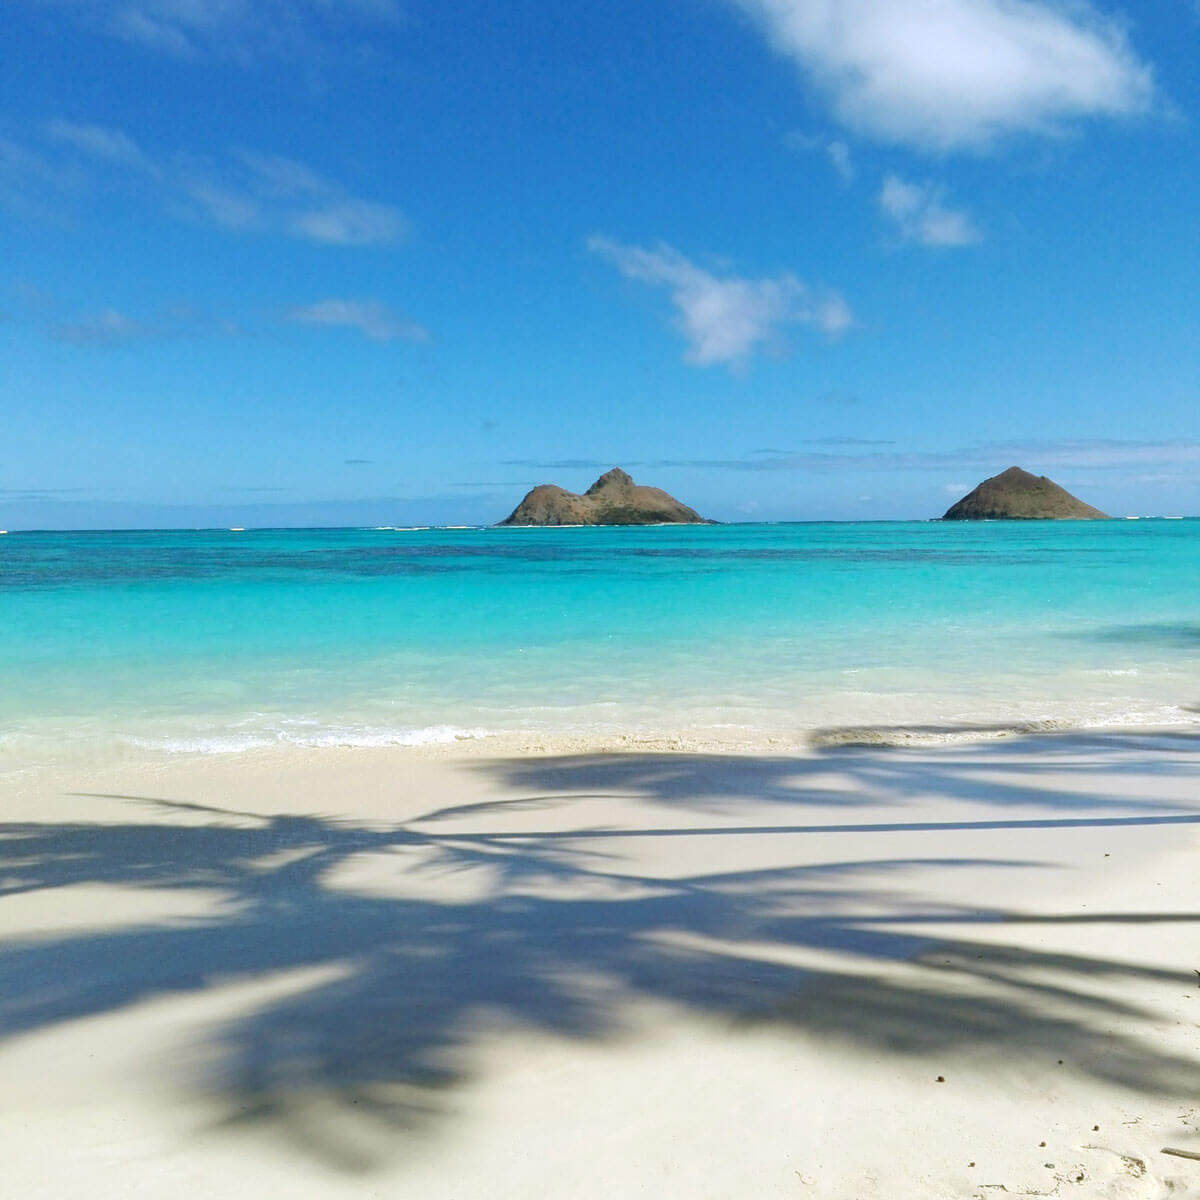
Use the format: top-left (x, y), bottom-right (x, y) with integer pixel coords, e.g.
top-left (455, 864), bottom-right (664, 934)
top-left (125, 725), bottom-right (493, 754)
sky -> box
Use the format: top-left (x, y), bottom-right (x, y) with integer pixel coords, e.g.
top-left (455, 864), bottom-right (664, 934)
top-left (1, 0), bottom-right (1198, 527)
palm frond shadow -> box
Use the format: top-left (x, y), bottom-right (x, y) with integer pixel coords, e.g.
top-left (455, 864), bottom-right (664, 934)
top-left (2, 732), bottom-right (1198, 1172)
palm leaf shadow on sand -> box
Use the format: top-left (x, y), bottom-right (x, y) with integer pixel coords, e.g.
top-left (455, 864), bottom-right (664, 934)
top-left (1, 731), bottom-right (1199, 1172)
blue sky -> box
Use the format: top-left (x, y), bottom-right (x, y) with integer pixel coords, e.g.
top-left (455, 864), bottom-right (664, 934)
top-left (2, 0), bottom-right (1198, 526)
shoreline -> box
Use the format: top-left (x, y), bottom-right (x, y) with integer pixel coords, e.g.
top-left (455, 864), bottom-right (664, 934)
top-left (3, 728), bottom-right (1199, 1196)
top-left (5, 715), bottom-right (1200, 783)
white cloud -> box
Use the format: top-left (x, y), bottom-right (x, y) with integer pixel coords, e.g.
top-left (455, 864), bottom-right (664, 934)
top-left (32, 123), bottom-right (408, 246)
top-left (588, 236), bottom-right (851, 368)
top-left (979, 438), bottom-right (1200, 470)
top-left (879, 174), bottom-right (980, 246)
top-left (784, 131), bottom-right (856, 183)
top-left (234, 150), bottom-right (327, 197)
top-left (0, 135), bottom-right (84, 221)
top-left (111, 5), bottom-right (197, 55)
top-left (26, 291), bottom-right (430, 349)
top-left (178, 150), bottom-right (407, 246)
top-left (650, 439), bottom-right (1200, 474)
top-left (48, 302), bottom-right (242, 347)
top-left (51, 308), bottom-right (147, 346)
top-left (730, 0), bottom-right (1154, 150)
top-left (44, 120), bottom-right (153, 170)
top-left (508, 439), bottom-right (1200, 480)
top-left (28, 0), bottom-right (401, 60)
top-left (782, 129), bottom-right (821, 152)
top-left (288, 299), bottom-right (430, 343)
top-left (826, 139), bottom-right (854, 183)
top-left (286, 201), bottom-right (408, 247)
top-left (177, 176), bottom-right (261, 230)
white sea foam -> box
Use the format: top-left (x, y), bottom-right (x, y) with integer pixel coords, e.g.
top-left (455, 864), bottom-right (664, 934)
top-left (125, 724), bottom-right (493, 755)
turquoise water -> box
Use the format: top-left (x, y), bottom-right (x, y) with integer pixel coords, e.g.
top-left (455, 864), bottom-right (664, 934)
top-left (2, 521), bottom-right (1198, 761)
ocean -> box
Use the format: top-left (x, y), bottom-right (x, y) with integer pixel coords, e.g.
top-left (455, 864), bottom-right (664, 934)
top-left (2, 520), bottom-right (1198, 766)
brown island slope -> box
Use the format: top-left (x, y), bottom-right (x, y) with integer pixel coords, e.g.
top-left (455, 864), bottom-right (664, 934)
top-left (943, 466), bottom-right (1109, 520)
top-left (499, 468), bottom-right (709, 526)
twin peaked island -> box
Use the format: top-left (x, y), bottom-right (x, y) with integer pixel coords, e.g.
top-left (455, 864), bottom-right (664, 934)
top-left (499, 468), bottom-right (709, 526)
top-left (498, 465), bottom-right (1109, 525)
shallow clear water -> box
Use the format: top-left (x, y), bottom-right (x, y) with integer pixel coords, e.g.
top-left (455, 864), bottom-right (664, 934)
top-left (2, 521), bottom-right (1198, 760)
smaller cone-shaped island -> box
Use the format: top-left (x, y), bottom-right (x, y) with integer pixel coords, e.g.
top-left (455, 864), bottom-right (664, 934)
top-left (498, 468), bottom-right (709, 526)
top-left (943, 466), bottom-right (1109, 520)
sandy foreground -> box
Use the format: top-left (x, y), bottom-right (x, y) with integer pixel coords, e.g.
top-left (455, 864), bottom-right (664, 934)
top-left (1, 730), bottom-right (1198, 1199)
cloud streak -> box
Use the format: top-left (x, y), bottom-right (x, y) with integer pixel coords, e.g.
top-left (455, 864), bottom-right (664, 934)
top-left (48, 302), bottom-right (241, 347)
top-left (730, 0), bottom-right (1154, 150)
top-left (26, 0), bottom-right (401, 62)
top-left (879, 175), bottom-right (980, 247)
top-left (505, 439), bottom-right (1200, 476)
top-left (33, 122), bottom-right (408, 247)
top-left (588, 236), bottom-right (851, 368)
top-left (288, 299), bottom-right (429, 343)
top-left (50, 308), bottom-right (149, 347)
top-left (45, 119), bottom-right (152, 169)
top-left (826, 140), bottom-right (854, 183)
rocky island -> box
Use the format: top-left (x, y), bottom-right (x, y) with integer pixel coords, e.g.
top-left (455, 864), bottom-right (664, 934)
top-left (943, 466), bottom-right (1109, 520)
top-left (498, 468), bottom-right (709, 526)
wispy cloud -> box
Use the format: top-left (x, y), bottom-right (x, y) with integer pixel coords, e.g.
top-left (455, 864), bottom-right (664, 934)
top-left (50, 307), bottom-right (149, 347)
top-left (450, 481), bottom-right (539, 489)
top-left (0, 486), bottom-right (99, 497)
top-left (30, 123), bottom-right (408, 247)
top-left (731, 0), bottom-right (1154, 151)
top-left (48, 301), bottom-right (241, 347)
top-left (26, 0), bottom-right (401, 62)
top-left (752, 438), bottom-right (895, 450)
top-left (217, 486), bottom-right (294, 493)
top-left (879, 175), bottom-right (979, 247)
top-left (45, 119), bottom-right (152, 169)
top-left (826, 140), bottom-right (854, 183)
top-left (978, 439), bottom-right (1200, 470)
top-left (288, 299), bottom-right (429, 343)
top-left (0, 134), bottom-right (83, 221)
top-left (501, 459), bottom-right (614, 472)
top-left (285, 201), bottom-right (406, 247)
top-left (0, 492), bottom-right (505, 531)
top-left (784, 131), bottom-right (855, 184)
top-left (504, 439), bottom-right (1200, 476)
top-left (588, 235), bottom-right (851, 368)
top-left (18, 285), bottom-right (425, 350)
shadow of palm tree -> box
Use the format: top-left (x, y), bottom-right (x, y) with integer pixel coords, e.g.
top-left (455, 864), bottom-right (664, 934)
top-left (2, 732), bottom-right (1198, 1172)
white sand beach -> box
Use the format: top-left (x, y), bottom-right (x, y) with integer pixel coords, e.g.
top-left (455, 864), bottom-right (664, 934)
top-left (2, 731), bottom-right (1198, 1199)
